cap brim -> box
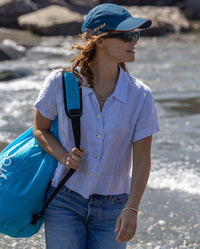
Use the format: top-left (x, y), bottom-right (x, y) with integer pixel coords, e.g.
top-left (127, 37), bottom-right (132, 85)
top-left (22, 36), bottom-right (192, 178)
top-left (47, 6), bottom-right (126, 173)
top-left (113, 17), bottom-right (152, 31)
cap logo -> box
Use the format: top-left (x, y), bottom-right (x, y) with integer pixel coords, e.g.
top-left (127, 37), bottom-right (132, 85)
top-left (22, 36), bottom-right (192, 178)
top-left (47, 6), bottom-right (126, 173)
top-left (93, 22), bottom-right (106, 33)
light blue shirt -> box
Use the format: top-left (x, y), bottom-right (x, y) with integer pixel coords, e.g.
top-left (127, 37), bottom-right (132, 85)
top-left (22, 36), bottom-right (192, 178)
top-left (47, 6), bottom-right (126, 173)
top-left (34, 68), bottom-right (159, 198)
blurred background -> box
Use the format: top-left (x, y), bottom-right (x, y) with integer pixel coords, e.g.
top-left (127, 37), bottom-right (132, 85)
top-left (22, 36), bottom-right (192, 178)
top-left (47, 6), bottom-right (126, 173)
top-left (0, 0), bottom-right (200, 248)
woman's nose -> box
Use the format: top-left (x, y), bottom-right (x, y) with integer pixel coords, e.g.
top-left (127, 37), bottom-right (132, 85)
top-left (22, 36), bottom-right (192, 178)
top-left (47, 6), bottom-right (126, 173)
top-left (130, 38), bottom-right (137, 45)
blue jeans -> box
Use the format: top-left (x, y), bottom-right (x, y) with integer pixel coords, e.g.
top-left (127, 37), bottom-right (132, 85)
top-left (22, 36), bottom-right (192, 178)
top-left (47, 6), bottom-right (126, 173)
top-left (44, 185), bottom-right (129, 249)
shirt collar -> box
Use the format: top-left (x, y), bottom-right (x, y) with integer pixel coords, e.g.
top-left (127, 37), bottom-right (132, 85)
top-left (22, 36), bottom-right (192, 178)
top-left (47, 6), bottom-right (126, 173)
top-left (112, 67), bottom-right (128, 104)
top-left (81, 67), bottom-right (129, 104)
top-left (81, 80), bottom-right (93, 97)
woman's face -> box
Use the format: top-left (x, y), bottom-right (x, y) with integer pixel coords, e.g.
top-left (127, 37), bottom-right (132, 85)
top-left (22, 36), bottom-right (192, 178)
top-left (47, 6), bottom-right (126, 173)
top-left (100, 33), bottom-right (138, 64)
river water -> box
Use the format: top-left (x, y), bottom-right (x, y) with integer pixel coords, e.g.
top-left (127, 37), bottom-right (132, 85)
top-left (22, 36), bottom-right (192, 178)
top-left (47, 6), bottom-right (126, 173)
top-left (0, 33), bottom-right (200, 248)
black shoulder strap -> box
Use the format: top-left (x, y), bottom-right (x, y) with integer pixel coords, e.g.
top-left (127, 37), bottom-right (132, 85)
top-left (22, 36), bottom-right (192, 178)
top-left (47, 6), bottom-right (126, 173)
top-left (31, 71), bottom-right (82, 225)
top-left (62, 71), bottom-right (82, 149)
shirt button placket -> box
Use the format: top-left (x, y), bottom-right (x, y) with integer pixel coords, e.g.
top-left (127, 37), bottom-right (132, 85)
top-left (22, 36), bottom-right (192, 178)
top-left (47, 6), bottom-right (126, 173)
top-left (96, 113), bottom-right (103, 160)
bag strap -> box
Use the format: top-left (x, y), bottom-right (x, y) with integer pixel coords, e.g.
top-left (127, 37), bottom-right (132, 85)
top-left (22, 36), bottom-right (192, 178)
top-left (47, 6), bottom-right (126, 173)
top-left (63, 71), bottom-right (82, 149)
top-left (31, 71), bottom-right (82, 225)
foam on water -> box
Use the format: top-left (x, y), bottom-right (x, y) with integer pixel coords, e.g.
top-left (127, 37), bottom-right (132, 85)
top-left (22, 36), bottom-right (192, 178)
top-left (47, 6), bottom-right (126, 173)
top-left (149, 159), bottom-right (200, 195)
top-left (0, 78), bottom-right (41, 91)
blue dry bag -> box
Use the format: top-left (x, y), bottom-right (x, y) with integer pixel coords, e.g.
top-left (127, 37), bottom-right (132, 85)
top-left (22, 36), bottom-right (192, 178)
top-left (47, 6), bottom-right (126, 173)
top-left (0, 118), bottom-right (59, 237)
top-left (0, 71), bottom-right (81, 238)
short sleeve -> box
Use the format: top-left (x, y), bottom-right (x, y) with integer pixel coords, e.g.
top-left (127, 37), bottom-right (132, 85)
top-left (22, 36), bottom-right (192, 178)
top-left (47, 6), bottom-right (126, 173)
top-left (34, 70), bottom-right (60, 120)
top-left (132, 90), bottom-right (159, 143)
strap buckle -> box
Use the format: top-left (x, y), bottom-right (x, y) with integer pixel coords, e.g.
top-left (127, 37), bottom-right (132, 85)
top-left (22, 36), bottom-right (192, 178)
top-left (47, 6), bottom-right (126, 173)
top-left (68, 109), bottom-right (82, 118)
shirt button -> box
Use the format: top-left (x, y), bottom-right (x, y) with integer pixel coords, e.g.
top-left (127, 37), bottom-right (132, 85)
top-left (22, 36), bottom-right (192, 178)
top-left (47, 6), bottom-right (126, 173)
top-left (97, 134), bottom-right (101, 138)
top-left (97, 114), bottom-right (101, 118)
top-left (94, 154), bottom-right (98, 159)
top-left (89, 173), bottom-right (93, 177)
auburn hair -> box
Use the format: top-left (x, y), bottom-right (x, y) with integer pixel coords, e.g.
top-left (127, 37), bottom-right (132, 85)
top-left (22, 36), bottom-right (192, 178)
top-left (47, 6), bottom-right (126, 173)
top-left (68, 32), bottom-right (129, 88)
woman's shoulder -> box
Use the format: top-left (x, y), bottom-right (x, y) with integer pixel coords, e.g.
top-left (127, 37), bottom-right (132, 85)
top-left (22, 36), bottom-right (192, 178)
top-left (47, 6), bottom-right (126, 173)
top-left (125, 72), bottom-right (152, 94)
top-left (46, 68), bottom-right (64, 81)
top-left (41, 69), bottom-right (65, 90)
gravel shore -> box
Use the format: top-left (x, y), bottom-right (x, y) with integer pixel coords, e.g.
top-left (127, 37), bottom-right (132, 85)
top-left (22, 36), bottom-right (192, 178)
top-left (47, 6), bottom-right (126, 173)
top-left (0, 187), bottom-right (199, 249)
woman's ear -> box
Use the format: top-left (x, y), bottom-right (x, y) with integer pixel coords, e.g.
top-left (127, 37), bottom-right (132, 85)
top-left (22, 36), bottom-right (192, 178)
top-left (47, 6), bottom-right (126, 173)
top-left (96, 38), bottom-right (104, 49)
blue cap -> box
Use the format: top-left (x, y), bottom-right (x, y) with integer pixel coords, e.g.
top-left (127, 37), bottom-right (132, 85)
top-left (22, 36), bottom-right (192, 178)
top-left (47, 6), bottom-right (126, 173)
top-left (82, 4), bottom-right (152, 34)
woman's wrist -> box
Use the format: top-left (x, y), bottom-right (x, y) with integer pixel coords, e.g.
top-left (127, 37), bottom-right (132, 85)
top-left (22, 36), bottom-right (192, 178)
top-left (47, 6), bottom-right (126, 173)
top-left (60, 152), bottom-right (69, 168)
top-left (122, 206), bottom-right (138, 215)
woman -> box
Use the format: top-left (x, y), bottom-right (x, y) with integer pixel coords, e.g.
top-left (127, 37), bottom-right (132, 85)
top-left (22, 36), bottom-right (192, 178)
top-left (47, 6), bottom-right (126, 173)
top-left (33, 3), bottom-right (159, 249)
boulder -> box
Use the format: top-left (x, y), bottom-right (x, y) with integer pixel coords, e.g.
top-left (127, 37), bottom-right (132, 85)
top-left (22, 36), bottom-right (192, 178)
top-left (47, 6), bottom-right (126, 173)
top-left (125, 6), bottom-right (191, 36)
top-left (0, 69), bottom-right (31, 81)
top-left (31, 0), bottom-right (98, 14)
top-left (18, 5), bottom-right (83, 36)
top-left (0, 42), bottom-right (25, 61)
top-left (179, 0), bottom-right (200, 20)
top-left (99, 0), bottom-right (158, 5)
top-left (0, 28), bottom-right (41, 47)
top-left (0, 0), bottom-right (35, 28)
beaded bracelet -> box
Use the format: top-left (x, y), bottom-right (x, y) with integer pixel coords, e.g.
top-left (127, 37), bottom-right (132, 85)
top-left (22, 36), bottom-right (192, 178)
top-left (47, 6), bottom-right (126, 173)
top-left (122, 207), bottom-right (138, 215)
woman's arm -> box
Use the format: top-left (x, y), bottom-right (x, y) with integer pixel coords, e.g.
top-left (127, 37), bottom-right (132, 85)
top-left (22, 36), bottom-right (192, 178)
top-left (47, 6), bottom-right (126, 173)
top-left (115, 135), bottom-right (152, 243)
top-left (33, 109), bottom-right (84, 170)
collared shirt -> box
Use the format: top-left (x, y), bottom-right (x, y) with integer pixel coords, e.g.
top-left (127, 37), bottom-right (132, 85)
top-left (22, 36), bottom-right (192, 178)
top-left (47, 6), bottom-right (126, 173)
top-left (34, 67), bottom-right (159, 198)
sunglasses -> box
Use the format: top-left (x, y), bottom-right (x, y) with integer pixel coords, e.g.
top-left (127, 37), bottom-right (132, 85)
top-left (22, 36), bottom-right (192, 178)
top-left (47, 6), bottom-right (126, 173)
top-left (103, 31), bottom-right (140, 42)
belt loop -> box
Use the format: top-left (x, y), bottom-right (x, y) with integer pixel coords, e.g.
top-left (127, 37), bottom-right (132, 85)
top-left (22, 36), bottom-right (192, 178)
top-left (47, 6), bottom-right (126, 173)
top-left (67, 188), bottom-right (71, 193)
top-left (109, 195), bottom-right (112, 200)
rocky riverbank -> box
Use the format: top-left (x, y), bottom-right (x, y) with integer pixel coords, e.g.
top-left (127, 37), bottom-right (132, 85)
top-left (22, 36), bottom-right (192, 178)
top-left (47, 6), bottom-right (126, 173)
top-left (0, 0), bottom-right (198, 37)
top-left (0, 0), bottom-right (200, 67)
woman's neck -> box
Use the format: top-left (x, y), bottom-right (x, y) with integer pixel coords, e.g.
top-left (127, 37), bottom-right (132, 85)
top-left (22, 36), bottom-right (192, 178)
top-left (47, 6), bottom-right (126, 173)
top-left (90, 60), bottom-right (119, 89)
top-left (89, 59), bottom-right (120, 111)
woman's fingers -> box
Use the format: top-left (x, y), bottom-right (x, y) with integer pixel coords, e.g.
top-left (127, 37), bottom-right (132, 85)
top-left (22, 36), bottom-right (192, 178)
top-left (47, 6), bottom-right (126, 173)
top-left (65, 148), bottom-right (85, 170)
top-left (115, 210), bottom-right (137, 243)
top-left (72, 147), bottom-right (85, 160)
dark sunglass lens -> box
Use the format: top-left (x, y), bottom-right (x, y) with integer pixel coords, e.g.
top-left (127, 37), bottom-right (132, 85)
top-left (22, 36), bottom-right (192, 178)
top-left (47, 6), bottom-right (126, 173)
top-left (123, 32), bottom-right (132, 42)
top-left (123, 31), bottom-right (140, 42)
top-left (133, 31), bottom-right (140, 41)
top-left (104, 31), bottom-right (140, 42)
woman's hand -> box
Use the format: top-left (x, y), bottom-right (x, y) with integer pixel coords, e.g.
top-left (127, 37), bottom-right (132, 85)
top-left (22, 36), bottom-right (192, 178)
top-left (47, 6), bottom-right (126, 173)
top-left (115, 209), bottom-right (137, 244)
top-left (63, 147), bottom-right (85, 170)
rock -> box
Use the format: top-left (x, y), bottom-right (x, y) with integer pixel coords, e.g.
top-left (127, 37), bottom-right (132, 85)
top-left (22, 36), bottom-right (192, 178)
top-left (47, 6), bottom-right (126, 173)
top-left (0, 0), bottom-right (35, 28)
top-left (179, 0), bottom-right (200, 20)
top-left (99, 0), bottom-right (158, 5)
top-left (31, 0), bottom-right (99, 14)
top-left (0, 28), bottom-right (41, 47)
top-left (0, 43), bottom-right (25, 61)
top-left (18, 5), bottom-right (83, 36)
top-left (125, 6), bottom-right (191, 36)
top-left (2, 39), bottom-right (26, 52)
top-left (190, 20), bottom-right (200, 32)
top-left (0, 69), bottom-right (31, 81)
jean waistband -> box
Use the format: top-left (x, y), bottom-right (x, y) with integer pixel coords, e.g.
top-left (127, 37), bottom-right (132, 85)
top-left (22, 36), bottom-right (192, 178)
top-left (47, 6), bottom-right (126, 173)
top-left (49, 184), bottom-right (128, 203)
top-left (65, 186), bottom-right (128, 202)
